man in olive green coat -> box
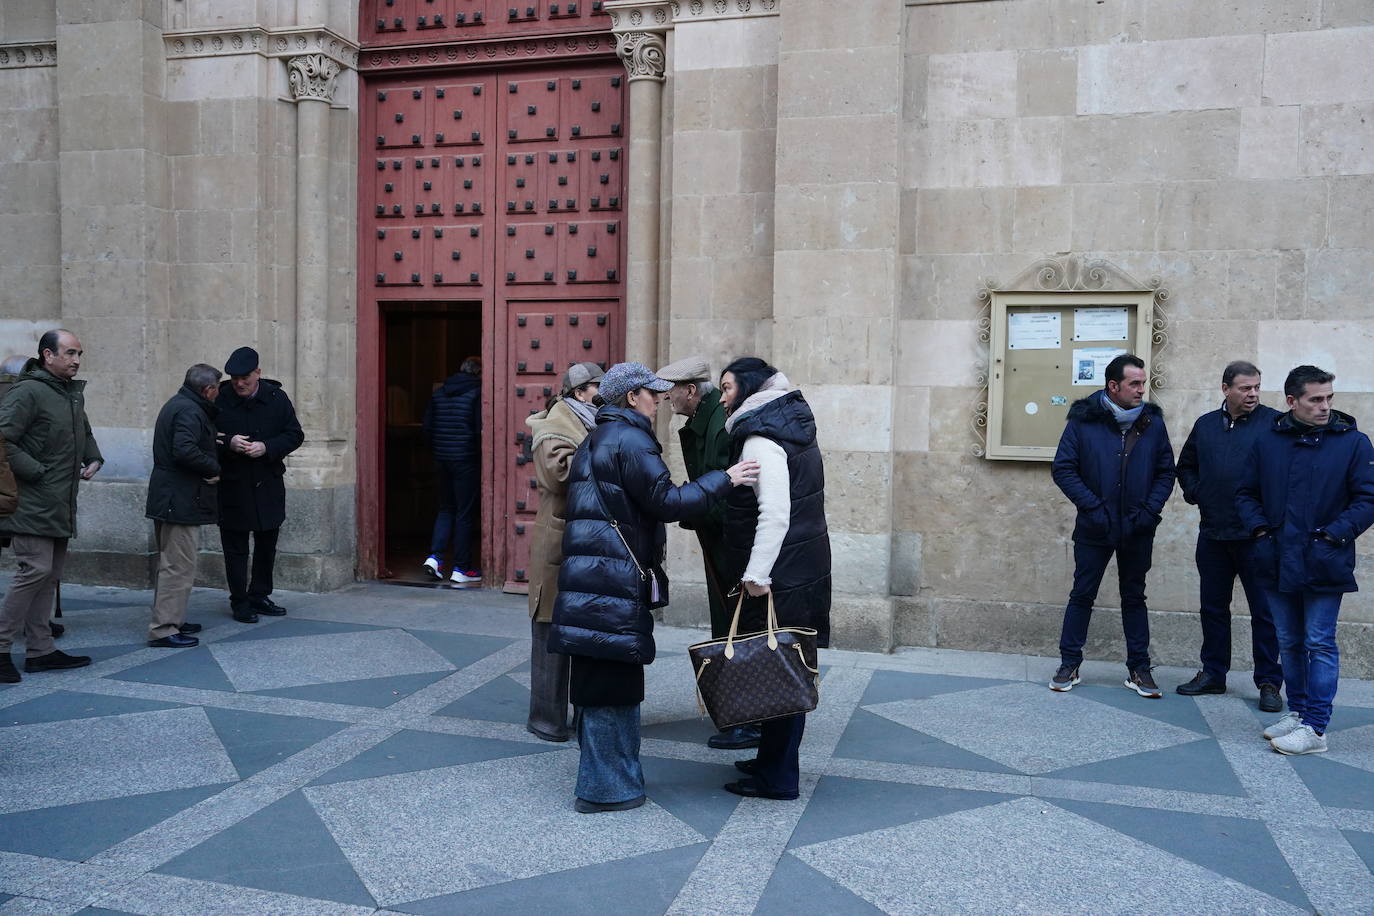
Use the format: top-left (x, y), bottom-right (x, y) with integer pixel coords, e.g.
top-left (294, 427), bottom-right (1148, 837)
top-left (659, 355), bottom-right (759, 750)
top-left (0, 330), bottom-right (103, 682)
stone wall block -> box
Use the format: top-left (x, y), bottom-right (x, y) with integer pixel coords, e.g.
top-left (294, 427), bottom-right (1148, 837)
top-left (1142, 0), bottom-right (1320, 41)
top-left (676, 17), bottom-right (780, 71)
top-left (897, 320), bottom-right (983, 389)
top-left (924, 384), bottom-right (983, 456)
top-left (778, 48), bottom-right (898, 120)
top-left (165, 56), bottom-right (260, 102)
top-left (737, 130), bottom-right (777, 194)
top-left (1012, 185), bottom-right (1072, 254)
top-left (0, 67), bottom-right (58, 110)
top-left (0, 162), bottom-right (59, 215)
top-left (0, 213), bottom-right (59, 265)
top-left (1237, 106), bottom-right (1300, 179)
top-left (0, 267), bottom-right (60, 318)
top-left (1070, 183), bottom-right (1160, 252)
top-left (1077, 35), bottom-right (1262, 114)
top-left (777, 183), bottom-right (898, 252)
top-left (1017, 49), bottom-right (1077, 117)
top-left (56, 0), bottom-right (160, 26)
top-left (55, 20), bottom-right (145, 90)
top-left (925, 50), bottom-right (1017, 121)
top-left (828, 595), bottom-right (895, 653)
top-left (1226, 250), bottom-right (1306, 321)
top-left (1061, 110), bottom-right (1239, 184)
top-left (776, 116), bottom-right (898, 186)
top-left (1301, 101), bottom-right (1374, 176)
top-left (903, 53), bottom-right (928, 121)
top-left (668, 195), bottom-right (702, 259)
top-left (783, 0), bottom-right (900, 51)
top-left (829, 532), bottom-right (892, 597)
top-left (667, 257), bottom-right (711, 319)
top-left (771, 318), bottom-right (892, 387)
top-left (905, 0), bottom-right (1054, 55)
top-left (773, 249), bottom-right (896, 319)
top-left (2, 0), bottom-right (58, 41)
top-left (713, 66), bottom-right (778, 130)
top-left (172, 155), bottom-right (259, 211)
top-left (802, 384), bottom-right (894, 453)
top-left (170, 264), bottom-right (250, 319)
top-left (1305, 250), bottom-right (1374, 320)
top-left (1157, 180), bottom-right (1328, 252)
top-left (699, 193), bottom-right (762, 257)
top-left (3, 109), bottom-right (60, 163)
top-left (1323, 0), bottom-right (1374, 27)
top-left (890, 530), bottom-right (923, 596)
top-left (1328, 176), bottom-right (1374, 249)
top-left (893, 385), bottom-right (931, 454)
top-left (818, 450), bottom-right (893, 536)
top-left (673, 130), bottom-right (741, 197)
top-left (913, 187), bottom-right (1012, 255)
top-left (1259, 320), bottom-right (1374, 392)
top-left (892, 596), bottom-right (934, 648)
top-left (671, 69), bottom-right (710, 132)
top-left (1263, 27), bottom-right (1374, 106)
top-left (711, 257), bottom-right (774, 321)
top-left (198, 99), bottom-right (237, 156)
top-left (57, 94), bottom-right (147, 151)
top-left (1167, 319), bottom-right (1260, 388)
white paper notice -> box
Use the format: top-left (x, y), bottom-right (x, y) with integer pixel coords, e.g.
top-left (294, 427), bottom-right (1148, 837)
top-left (1072, 347), bottom-right (1127, 386)
top-left (1007, 312), bottom-right (1061, 350)
top-left (1073, 307), bottom-right (1130, 341)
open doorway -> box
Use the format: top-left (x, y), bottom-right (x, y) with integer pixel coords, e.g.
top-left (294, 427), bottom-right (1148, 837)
top-left (383, 302), bottom-right (483, 584)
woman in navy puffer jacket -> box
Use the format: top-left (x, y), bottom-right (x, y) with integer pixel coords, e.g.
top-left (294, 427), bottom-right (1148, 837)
top-left (550, 362), bottom-right (757, 813)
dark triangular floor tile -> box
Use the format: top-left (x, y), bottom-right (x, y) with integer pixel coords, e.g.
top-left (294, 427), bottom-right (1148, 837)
top-left (1072, 683), bottom-right (1214, 734)
top-left (309, 728), bottom-right (558, 786)
top-left (250, 670), bottom-right (451, 708)
top-left (433, 674), bottom-right (530, 724)
top-left (203, 707), bottom-right (350, 779)
top-left (834, 707), bottom-right (1019, 774)
top-left (1054, 798), bottom-right (1310, 909)
top-left (0, 690), bottom-right (184, 727)
top-left (1341, 829), bottom-right (1374, 873)
top-left (107, 647), bottom-right (237, 692)
top-left (215, 618), bottom-right (390, 644)
top-left (390, 842), bottom-right (707, 915)
top-left (639, 756), bottom-right (742, 839)
top-left (0, 784), bottom-right (227, 861)
top-left (155, 790), bottom-right (376, 907)
top-left (788, 776), bottom-right (1013, 849)
top-left (755, 850), bottom-right (886, 915)
top-left (1321, 705), bottom-right (1374, 733)
top-left (1290, 754), bottom-right (1374, 812)
top-left (1042, 737), bottom-right (1246, 796)
top-left (641, 716), bottom-right (718, 745)
top-left (405, 629), bottom-right (518, 671)
top-left (859, 670), bottom-right (1013, 706)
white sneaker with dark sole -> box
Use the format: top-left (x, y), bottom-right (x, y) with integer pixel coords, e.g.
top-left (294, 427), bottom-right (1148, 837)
top-left (450, 569), bottom-right (482, 583)
top-left (1262, 711), bottom-right (1303, 741)
top-left (1270, 724), bottom-right (1327, 755)
top-left (423, 556), bottom-right (443, 579)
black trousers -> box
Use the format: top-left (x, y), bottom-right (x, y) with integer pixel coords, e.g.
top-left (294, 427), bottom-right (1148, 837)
top-left (220, 527), bottom-right (280, 605)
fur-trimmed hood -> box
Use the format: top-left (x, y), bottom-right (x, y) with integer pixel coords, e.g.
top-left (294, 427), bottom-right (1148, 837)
top-left (1066, 390), bottom-right (1163, 428)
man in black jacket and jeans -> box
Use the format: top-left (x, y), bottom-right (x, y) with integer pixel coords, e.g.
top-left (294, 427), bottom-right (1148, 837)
top-left (216, 347), bottom-right (304, 624)
top-left (422, 357), bottom-right (482, 583)
top-left (1175, 361), bottom-right (1283, 710)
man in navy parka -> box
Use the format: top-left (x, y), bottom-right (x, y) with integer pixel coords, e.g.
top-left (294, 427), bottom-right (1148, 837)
top-left (1237, 365), bottom-right (1374, 755)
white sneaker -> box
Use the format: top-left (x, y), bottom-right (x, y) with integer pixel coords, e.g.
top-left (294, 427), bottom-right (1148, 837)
top-left (450, 569), bottom-right (482, 583)
top-left (422, 556), bottom-right (443, 579)
top-left (1270, 724), bottom-right (1327, 755)
top-left (1262, 711), bottom-right (1303, 740)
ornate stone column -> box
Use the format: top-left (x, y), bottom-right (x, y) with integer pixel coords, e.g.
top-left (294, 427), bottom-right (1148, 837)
top-left (608, 3), bottom-right (670, 367)
top-left (286, 52), bottom-right (341, 481)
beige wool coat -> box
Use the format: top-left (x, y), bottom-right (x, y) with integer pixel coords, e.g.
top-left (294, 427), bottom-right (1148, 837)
top-left (525, 398), bottom-right (591, 622)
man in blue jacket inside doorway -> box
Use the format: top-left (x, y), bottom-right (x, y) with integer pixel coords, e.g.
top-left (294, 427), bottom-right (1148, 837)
top-left (1237, 365), bottom-right (1374, 755)
top-left (1050, 354), bottom-right (1176, 699)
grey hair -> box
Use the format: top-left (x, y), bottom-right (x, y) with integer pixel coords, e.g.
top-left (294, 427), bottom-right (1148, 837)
top-left (184, 363), bottom-right (222, 392)
top-left (693, 378), bottom-right (716, 396)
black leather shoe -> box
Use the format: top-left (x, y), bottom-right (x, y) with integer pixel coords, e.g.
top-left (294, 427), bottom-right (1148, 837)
top-left (724, 779), bottom-right (798, 801)
top-left (0, 656), bottom-right (20, 683)
top-left (1258, 683), bottom-right (1284, 713)
top-left (1176, 671), bottom-right (1227, 696)
top-left (179, 622), bottom-right (203, 634)
top-left (734, 758), bottom-right (759, 775)
top-left (25, 650), bottom-right (92, 672)
top-left (250, 598), bottom-right (287, 616)
top-left (50, 622), bottom-right (65, 638)
top-left (148, 634), bottom-right (199, 648)
top-left (708, 725), bottom-right (762, 750)
top-left (231, 604), bottom-right (259, 624)
top-left (574, 795), bottom-right (646, 814)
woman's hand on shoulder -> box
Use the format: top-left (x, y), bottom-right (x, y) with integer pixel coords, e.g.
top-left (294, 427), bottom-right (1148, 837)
top-left (726, 459), bottom-right (759, 487)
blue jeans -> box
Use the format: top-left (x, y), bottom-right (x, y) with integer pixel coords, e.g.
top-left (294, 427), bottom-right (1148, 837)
top-left (428, 460), bottom-right (478, 570)
top-left (1196, 536), bottom-right (1282, 688)
top-left (1059, 537), bottom-right (1153, 672)
top-left (1265, 589), bottom-right (1342, 734)
top-left (575, 705), bottom-right (644, 804)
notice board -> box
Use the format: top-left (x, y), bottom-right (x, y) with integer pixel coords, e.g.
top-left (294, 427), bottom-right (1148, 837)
top-left (985, 289), bottom-right (1157, 461)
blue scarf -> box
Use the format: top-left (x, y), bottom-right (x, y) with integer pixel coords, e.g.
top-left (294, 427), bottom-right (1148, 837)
top-left (1101, 390), bottom-right (1143, 432)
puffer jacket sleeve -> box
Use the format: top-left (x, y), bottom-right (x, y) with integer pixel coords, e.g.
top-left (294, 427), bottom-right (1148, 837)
top-left (1326, 433), bottom-right (1374, 543)
top-left (618, 438), bottom-right (731, 523)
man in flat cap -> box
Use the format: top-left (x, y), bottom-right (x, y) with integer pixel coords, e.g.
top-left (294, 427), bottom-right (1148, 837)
top-left (215, 347), bottom-right (304, 623)
top-left (658, 354), bottom-right (757, 750)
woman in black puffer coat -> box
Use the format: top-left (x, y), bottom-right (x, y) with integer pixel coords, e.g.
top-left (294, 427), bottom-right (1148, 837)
top-left (718, 357), bottom-right (831, 802)
top-left (550, 362), bottom-right (757, 813)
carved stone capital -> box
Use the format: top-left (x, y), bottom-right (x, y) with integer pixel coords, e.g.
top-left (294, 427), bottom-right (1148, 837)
top-left (614, 30), bottom-right (667, 83)
top-left (287, 53), bottom-right (341, 103)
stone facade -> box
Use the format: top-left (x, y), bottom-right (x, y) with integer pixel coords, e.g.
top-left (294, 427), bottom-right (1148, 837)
top-left (3, 0), bottom-right (1373, 672)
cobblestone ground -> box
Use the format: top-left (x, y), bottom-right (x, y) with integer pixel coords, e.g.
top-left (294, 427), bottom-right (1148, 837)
top-left (0, 580), bottom-right (1372, 914)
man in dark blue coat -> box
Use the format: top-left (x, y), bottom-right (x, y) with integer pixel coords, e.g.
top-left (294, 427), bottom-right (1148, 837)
top-left (1050, 354), bottom-right (1175, 698)
top-left (422, 357), bottom-right (482, 583)
top-left (1237, 365), bottom-right (1374, 755)
top-left (1175, 361), bottom-right (1283, 710)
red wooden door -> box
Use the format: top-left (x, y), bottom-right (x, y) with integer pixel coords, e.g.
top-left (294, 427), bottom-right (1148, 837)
top-left (357, 13), bottom-right (625, 589)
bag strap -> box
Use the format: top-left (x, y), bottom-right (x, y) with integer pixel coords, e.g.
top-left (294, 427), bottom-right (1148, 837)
top-left (724, 590), bottom-right (779, 659)
top-left (584, 437), bottom-right (648, 582)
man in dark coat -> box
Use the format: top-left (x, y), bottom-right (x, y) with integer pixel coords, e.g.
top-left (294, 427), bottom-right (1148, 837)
top-left (658, 354), bottom-right (757, 750)
top-left (146, 364), bottom-right (223, 648)
top-left (216, 347), bottom-right (304, 623)
top-left (1050, 354), bottom-right (1176, 698)
top-left (422, 357), bottom-right (482, 583)
top-left (1237, 365), bottom-right (1374, 755)
top-left (0, 329), bottom-right (102, 682)
top-left (1175, 360), bottom-right (1283, 709)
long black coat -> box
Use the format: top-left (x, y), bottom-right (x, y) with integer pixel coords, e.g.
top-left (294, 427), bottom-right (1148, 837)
top-left (146, 385), bottom-right (220, 526)
top-left (550, 406), bottom-right (730, 666)
top-left (721, 391), bottom-right (832, 647)
top-left (214, 378), bottom-right (304, 532)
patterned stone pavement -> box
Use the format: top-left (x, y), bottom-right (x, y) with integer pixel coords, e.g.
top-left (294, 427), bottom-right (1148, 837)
top-left (1, 580), bottom-right (1372, 914)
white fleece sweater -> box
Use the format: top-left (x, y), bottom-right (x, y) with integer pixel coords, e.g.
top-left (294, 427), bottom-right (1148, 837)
top-left (725, 373), bottom-right (795, 587)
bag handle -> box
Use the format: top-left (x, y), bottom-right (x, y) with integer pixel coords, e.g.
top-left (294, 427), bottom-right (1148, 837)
top-left (724, 589), bottom-right (779, 659)
top-left (584, 437), bottom-right (648, 582)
